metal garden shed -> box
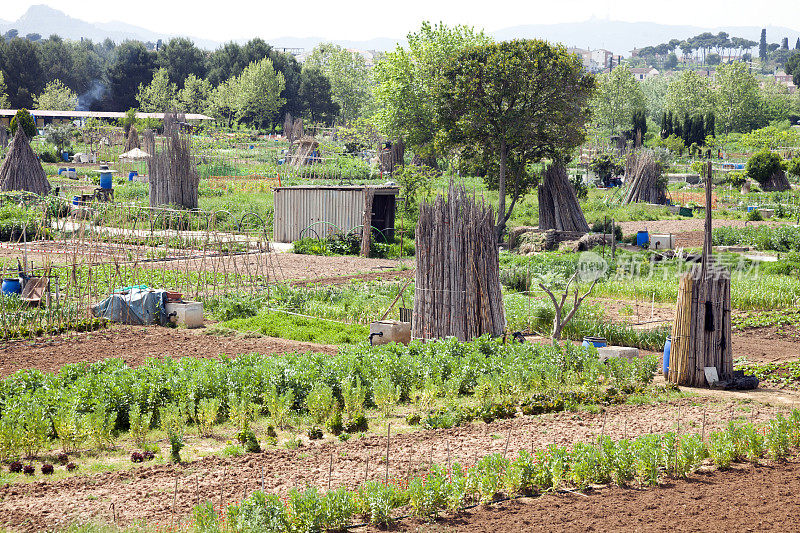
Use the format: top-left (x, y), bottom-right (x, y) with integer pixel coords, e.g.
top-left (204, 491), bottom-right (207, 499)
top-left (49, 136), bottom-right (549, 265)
top-left (272, 185), bottom-right (399, 243)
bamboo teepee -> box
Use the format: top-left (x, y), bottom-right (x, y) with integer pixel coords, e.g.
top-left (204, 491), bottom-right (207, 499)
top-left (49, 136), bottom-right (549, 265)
top-left (538, 162), bottom-right (590, 232)
top-left (0, 128), bottom-right (52, 196)
top-left (623, 150), bottom-right (667, 205)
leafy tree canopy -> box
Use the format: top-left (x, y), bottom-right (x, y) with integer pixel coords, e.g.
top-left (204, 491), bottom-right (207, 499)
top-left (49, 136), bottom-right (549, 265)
top-left (436, 39), bottom-right (596, 237)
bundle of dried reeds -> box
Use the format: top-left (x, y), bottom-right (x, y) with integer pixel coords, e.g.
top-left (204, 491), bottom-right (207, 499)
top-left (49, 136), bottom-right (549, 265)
top-left (0, 128), bottom-right (52, 196)
top-left (623, 150), bottom-right (667, 204)
top-left (148, 120), bottom-right (199, 209)
top-left (538, 163), bottom-right (589, 233)
top-left (412, 183), bottom-right (505, 341)
top-left (124, 126), bottom-right (140, 152)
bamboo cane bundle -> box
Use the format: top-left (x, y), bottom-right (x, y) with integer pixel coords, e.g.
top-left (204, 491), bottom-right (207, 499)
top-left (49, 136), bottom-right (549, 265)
top-left (538, 162), bottom-right (590, 233)
top-left (412, 183), bottom-right (505, 341)
top-left (623, 150), bottom-right (667, 205)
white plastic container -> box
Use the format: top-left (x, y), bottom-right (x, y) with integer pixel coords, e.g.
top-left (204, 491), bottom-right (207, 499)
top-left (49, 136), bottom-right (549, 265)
top-left (165, 301), bottom-right (204, 328)
top-left (369, 320), bottom-right (411, 345)
top-left (650, 234), bottom-right (675, 250)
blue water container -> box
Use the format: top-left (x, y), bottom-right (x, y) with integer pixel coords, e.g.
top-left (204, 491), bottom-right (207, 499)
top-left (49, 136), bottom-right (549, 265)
top-left (747, 205), bottom-right (757, 212)
top-left (636, 230), bottom-right (649, 247)
top-left (663, 335), bottom-right (672, 375)
top-left (58, 167), bottom-right (66, 175)
top-left (128, 171), bottom-right (138, 181)
top-left (72, 196), bottom-right (82, 206)
top-left (62, 151), bottom-right (69, 162)
top-left (1, 278), bottom-right (22, 296)
top-left (99, 171), bottom-right (113, 189)
top-left (582, 336), bottom-right (607, 348)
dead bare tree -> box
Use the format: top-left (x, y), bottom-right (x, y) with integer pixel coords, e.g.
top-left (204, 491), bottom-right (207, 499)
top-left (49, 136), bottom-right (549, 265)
top-left (538, 271), bottom-right (599, 340)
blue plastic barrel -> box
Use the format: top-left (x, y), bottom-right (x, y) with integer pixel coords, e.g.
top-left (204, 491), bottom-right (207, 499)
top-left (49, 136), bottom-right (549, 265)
top-left (72, 196), bottom-right (82, 206)
top-left (128, 171), bottom-right (138, 181)
top-left (636, 230), bottom-right (649, 247)
top-left (62, 151), bottom-right (69, 162)
top-left (99, 171), bottom-right (113, 189)
top-left (1, 278), bottom-right (22, 295)
top-left (747, 205), bottom-right (757, 212)
top-left (58, 167), bottom-right (66, 175)
top-left (663, 335), bottom-right (672, 375)
top-left (582, 336), bottom-right (607, 348)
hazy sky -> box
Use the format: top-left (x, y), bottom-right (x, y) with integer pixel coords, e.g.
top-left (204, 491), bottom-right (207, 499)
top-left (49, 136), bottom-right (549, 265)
top-left (5, 0), bottom-right (800, 41)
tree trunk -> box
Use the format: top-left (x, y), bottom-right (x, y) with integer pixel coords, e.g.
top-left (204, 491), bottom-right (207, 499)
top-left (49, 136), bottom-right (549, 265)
top-left (496, 140), bottom-right (507, 241)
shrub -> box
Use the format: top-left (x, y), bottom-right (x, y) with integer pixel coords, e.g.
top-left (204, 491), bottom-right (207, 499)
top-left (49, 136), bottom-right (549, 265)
top-left (787, 158), bottom-right (800, 179)
top-left (746, 150), bottom-right (785, 186)
top-left (10, 109), bottom-right (37, 138)
top-left (746, 208), bottom-right (763, 221)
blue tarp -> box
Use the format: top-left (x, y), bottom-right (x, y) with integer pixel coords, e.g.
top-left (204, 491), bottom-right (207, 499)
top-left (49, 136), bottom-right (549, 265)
top-left (91, 288), bottom-right (168, 325)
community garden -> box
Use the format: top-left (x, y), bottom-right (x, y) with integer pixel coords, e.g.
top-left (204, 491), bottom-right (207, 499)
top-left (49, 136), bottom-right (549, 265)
top-left (1, 29), bottom-right (800, 533)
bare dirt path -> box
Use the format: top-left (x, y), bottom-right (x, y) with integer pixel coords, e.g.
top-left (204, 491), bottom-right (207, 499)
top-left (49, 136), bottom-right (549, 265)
top-left (0, 397), bottom-right (791, 532)
top-left (399, 457), bottom-right (800, 532)
top-left (618, 218), bottom-right (782, 248)
top-left (0, 325), bottom-right (335, 377)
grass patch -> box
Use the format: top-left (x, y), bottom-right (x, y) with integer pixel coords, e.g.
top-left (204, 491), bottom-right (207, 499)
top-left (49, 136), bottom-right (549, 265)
top-left (219, 309), bottom-right (369, 344)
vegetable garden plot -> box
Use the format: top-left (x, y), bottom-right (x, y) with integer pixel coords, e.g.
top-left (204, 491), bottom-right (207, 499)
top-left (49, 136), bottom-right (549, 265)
top-left (0, 196), bottom-right (287, 341)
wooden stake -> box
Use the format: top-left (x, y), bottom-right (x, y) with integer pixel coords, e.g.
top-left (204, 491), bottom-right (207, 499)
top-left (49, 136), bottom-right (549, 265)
top-left (385, 423), bottom-right (391, 484)
top-left (503, 428), bottom-right (511, 459)
top-left (171, 472), bottom-right (178, 529)
top-left (364, 455), bottom-right (369, 483)
top-left (328, 453), bottom-right (333, 491)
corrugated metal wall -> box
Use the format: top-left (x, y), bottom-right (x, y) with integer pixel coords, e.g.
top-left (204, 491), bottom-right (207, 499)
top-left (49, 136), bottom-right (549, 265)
top-left (273, 188), bottom-right (366, 242)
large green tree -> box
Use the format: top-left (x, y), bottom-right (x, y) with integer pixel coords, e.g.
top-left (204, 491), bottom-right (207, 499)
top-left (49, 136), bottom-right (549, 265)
top-left (135, 67), bottom-right (177, 112)
top-left (234, 57), bottom-right (286, 128)
top-left (157, 38), bottom-right (207, 89)
top-left (33, 79), bottom-right (78, 110)
top-left (373, 22), bottom-right (492, 163)
top-left (714, 61), bottom-right (764, 133)
top-left (0, 37), bottom-right (45, 107)
top-left (305, 43), bottom-right (372, 121)
top-left (592, 65), bottom-right (646, 134)
top-left (664, 70), bottom-right (713, 120)
top-left (176, 74), bottom-right (211, 114)
top-left (299, 67), bottom-right (339, 124)
top-left (786, 52), bottom-right (800, 87)
top-left (436, 39), bottom-right (595, 238)
top-left (105, 41), bottom-right (156, 110)
top-left (0, 71), bottom-right (10, 108)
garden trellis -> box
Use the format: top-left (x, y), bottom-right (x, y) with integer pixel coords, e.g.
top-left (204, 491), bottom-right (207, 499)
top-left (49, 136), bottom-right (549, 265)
top-left (0, 195), bottom-right (286, 341)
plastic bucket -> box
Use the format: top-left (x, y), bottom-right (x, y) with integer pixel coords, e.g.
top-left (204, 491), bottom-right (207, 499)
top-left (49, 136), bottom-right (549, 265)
top-left (663, 335), bottom-right (672, 375)
top-left (582, 336), bottom-right (607, 348)
top-left (99, 172), bottom-right (113, 189)
top-left (636, 230), bottom-right (649, 247)
top-left (1, 278), bottom-right (22, 295)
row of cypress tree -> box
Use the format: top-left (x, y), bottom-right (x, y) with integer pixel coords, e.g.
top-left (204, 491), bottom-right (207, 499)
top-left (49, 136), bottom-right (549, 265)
top-left (660, 111), bottom-right (716, 146)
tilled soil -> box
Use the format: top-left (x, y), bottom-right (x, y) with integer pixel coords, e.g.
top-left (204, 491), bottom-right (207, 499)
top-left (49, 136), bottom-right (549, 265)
top-left (0, 397), bottom-right (790, 532)
top-left (618, 219), bottom-right (781, 248)
top-left (399, 458), bottom-right (800, 532)
top-left (0, 325), bottom-right (335, 377)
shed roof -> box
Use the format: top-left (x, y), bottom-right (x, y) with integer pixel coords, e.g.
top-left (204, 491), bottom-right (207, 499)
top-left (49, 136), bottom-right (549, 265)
top-left (0, 109), bottom-right (214, 120)
top-left (275, 185), bottom-right (399, 194)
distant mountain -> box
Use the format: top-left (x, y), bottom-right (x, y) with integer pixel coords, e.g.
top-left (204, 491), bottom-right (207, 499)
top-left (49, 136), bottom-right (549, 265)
top-left (493, 18), bottom-right (800, 55)
top-left (3, 6), bottom-right (799, 57)
top-left (0, 4), bottom-right (219, 48)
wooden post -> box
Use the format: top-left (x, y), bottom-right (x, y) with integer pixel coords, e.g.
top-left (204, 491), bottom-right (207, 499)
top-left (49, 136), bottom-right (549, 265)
top-left (360, 187), bottom-right (374, 257)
